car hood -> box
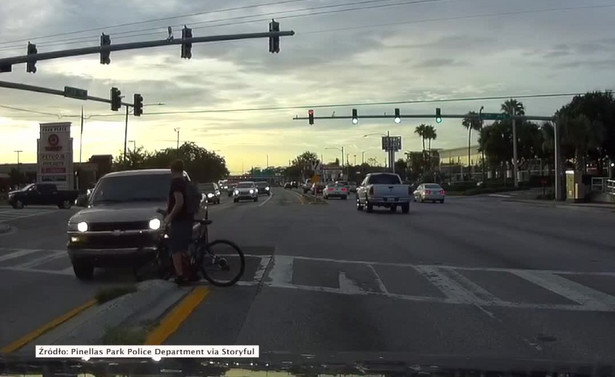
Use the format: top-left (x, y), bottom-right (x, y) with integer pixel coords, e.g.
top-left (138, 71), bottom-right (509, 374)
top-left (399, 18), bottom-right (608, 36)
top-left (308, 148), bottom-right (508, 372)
top-left (236, 187), bottom-right (255, 192)
top-left (8, 189), bottom-right (25, 195)
top-left (69, 201), bottom-right (166, 223)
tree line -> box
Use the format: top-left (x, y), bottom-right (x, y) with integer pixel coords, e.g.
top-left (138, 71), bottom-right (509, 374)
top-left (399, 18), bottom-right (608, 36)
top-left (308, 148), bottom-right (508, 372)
top-left (113, 141), bottom-right (229, 183)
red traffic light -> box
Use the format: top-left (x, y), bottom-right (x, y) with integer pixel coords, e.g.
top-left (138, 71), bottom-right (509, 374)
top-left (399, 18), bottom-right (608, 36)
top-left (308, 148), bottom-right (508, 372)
top-left (308, 109), bottom-right (314, 125)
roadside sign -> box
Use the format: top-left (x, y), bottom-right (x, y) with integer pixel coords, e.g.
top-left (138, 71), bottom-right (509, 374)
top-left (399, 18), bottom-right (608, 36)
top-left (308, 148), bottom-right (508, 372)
top-left (481, 113), bottom-right (511, 121)
top-left (64, 86), bottom-right (88, 100)
top-left (310, 175), bottom-right (320, 183)
top-left (382, 136), bottom-right (402, 152)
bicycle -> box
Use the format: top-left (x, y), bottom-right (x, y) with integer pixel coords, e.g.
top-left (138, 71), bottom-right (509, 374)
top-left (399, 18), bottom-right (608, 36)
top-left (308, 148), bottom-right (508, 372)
top-left (155, 207), bottom-right (245, 287)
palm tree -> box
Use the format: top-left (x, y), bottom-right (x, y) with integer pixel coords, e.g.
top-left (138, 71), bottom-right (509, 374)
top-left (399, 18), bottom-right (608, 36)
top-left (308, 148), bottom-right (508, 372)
top-left (462, 111), bottom-right (482, 175)
top-left (424, 125), bottom-right (437, 170)
top-left (559, 114), bottom-right (604, 173)
top-left (501, 99), bottom-right (525, 116)
top-left (414, 124), bottom-right (428, 151)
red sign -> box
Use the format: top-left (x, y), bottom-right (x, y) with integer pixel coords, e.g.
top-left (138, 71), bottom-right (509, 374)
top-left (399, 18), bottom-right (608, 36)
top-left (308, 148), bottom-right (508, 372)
top-left (42, 167), bottom-right (66, 174)
top-left (44, 133), bottom-right (63, 151)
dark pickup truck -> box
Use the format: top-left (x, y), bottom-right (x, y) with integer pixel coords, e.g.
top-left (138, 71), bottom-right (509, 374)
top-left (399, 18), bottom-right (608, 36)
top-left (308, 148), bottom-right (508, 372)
top-left (8, 183), bottom-right (79, 209)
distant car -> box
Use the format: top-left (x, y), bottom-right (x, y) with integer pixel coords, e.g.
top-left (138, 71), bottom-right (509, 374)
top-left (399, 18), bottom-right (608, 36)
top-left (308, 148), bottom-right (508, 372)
top-left (348, 181), bottom-right (357, 193)
top-left (233, 181), bottom-right (258, 203)
top-left (323, 183), bottom-right (349, 200)
top-left (8, 183), bottom-right (79, 209)
top-left (414, 183), bottom-right (446, 203)
top-left (291, 181), bottom-right (299, 188)
top-left (200, 182), bottom-right (221, 204)
top-left (255, 181), bottom-right (271, 196)
top-left (227, 183), bottom-right (237, 197)
top-left (284, 182), bottom-right (292, 189)
top-left (356, 172), bottom-right (412, 213)
top-left (302, 179), bottom-right (313, 193)
top-left (311, 182), bottom-right (325, 195)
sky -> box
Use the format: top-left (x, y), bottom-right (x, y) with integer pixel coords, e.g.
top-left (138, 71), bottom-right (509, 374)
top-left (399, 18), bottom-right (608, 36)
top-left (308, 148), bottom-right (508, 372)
top-left (1, 0), bottom-right (614, 174)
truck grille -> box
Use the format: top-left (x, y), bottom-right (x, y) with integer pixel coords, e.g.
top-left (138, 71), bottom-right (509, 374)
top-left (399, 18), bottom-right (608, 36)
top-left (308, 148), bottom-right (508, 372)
top-left (75, 233), bottom-right (158, 249)
top-left (88, 221), bottom-right (150, 232)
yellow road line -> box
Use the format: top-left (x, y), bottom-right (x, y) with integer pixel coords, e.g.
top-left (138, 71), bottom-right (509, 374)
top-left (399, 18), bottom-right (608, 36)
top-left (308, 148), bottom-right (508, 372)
top-left (144, 286), bottom-right (210, 345)
top-left (1, 299), bottom-right (97, 353)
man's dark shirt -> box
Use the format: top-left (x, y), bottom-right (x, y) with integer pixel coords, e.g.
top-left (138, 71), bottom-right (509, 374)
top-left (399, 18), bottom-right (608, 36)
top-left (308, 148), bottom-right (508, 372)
top-left (167, 177), bottom-right (189, 221)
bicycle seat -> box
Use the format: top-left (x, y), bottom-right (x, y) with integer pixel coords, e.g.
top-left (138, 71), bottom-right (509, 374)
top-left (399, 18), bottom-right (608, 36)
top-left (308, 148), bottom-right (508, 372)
top-left (194, 219), bottom-right (212, 225)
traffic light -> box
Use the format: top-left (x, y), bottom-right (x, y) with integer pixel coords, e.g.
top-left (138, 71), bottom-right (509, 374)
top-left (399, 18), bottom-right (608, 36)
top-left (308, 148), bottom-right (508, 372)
top-left (181, 26), bottom-right (192, 59)
top-left (110, 87), bottom-right (122, 111)
top-left (133, 94), bottom-right (143, 116)
top-left (100, 33), bottom-right (111, 64)
top-left (269, 19), bottom-right (280, 53)
top-left (352, 109), bottom-right (358, 125)
top-left (436, 108), bottom-right (442, 123)
top-left (394, 108), bottom-right (401, 124)
top-left (308, 109), bottom-right (314, 125)
top-left (26, 42), bottom-right (37, 73)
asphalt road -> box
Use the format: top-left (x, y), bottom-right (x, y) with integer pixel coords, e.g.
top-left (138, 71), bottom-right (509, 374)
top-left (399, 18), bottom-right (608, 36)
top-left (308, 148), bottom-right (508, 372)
top-left (2, 188), bottom-right (615, 365)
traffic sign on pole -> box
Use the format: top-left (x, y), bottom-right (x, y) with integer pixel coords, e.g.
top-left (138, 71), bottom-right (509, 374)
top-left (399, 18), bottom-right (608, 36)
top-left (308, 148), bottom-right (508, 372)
top-left (481, 113), bottom-right (511, 120)
top-left (64, 86), bottom-right (88, 100)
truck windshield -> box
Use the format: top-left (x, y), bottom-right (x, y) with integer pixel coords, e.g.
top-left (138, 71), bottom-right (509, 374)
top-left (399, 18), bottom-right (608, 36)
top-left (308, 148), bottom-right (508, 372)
top-left (369, 174), bottom-right (401, 185)
top-left (92, 174), bottom-right (172, 204)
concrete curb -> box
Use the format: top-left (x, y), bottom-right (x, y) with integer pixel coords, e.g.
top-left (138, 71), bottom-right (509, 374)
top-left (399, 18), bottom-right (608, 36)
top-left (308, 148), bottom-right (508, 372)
top-left (504, 198), bottom-right (615, 210)
top-left (14, 280), bottom-right (189, 355)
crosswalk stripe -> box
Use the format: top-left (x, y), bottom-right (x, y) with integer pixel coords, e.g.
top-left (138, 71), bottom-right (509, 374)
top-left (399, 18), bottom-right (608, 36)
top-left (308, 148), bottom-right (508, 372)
top-left (13, 251), bottom-right (66, 269)
top-left (367, 265), bottom-right (388, 294)
top-left (267, 255), bottom-right (294, 285)
top-left (413, 265), bottom-right (485, 305)
top-left (338, 272), bottom-right (363, 294)
top-left (253, 257), bottom-right (271, 282)
top-left (0, 249), bottom-right (41, 262)
top-left (444, 268), bottom-right (504, 305)
top-left (511, 270), bottom-right (615, 310)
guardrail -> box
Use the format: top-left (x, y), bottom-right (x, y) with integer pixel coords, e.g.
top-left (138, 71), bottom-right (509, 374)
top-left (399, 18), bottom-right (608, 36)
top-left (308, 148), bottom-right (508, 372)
top-left (607, 179), bottom-right (615, 194)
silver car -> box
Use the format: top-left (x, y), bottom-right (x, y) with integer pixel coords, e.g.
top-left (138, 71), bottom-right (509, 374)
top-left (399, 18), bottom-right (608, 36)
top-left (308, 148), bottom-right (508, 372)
top-left (233, 181), bottom-right (258, 203)
top-left (413, 183), bottom-right (446, 203)
top-left (323, 183), bottom-right (349, 200)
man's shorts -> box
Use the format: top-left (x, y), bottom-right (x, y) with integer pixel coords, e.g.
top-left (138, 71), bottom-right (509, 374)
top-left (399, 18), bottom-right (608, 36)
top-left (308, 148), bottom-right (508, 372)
top-left (169, 219), bottom-right (193, 254)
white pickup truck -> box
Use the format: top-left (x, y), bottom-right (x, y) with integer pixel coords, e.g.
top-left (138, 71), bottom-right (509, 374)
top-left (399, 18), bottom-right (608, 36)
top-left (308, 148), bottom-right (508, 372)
top-left (356, 172), bottom-right (412, 214)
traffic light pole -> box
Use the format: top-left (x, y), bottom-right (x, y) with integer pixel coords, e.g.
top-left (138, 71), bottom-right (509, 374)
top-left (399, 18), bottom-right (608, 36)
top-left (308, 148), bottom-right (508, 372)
top-left (0, 30), bottom-right (295, 72)
top-left (124, 106), bottom-right (129, 164)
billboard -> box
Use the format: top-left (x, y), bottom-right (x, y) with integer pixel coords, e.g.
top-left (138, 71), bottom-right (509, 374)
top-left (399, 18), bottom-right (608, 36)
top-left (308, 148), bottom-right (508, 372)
top-left (37, 122), bottom-right (74, 189)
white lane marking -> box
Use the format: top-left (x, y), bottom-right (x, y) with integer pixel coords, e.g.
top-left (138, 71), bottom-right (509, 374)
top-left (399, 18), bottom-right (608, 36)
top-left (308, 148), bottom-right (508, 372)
top-left (59, 266), bottom-right (75, 275)
top-left (445, 268), bottom-right (504, 305)
top-left (0, 248), bottom-right (42, 262)
top-left (258, 194), bottom-right (274, 207)
top-left (338, 272), bottom-right (364, 294)
top-left (13, 251), bottom-right (66, 269)
top-left (253, 256), bottom-right (271, 282)
top-left (0, 266), bottom-right (73, 276)
top-left (266, 255), bottom-right (294, 285)
top-left (367, 265), bottom-right (388, 294)
top-left (0, 210), bottom-right (64, 222)
top-left (413, 265), bottom-right (483, 305)
top-left (488, 194), bottom-right (512, 198)
top-left (511, 270), bottom-right (615, 311)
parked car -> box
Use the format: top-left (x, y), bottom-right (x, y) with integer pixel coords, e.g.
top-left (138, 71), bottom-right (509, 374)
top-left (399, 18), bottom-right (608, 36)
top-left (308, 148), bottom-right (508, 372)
top-left (199, 182), bottom-right (221, 204)
top-left (413, 183), bottom-right (446, 203)
top-left (302, 179), bottom-right (313, 193)
top-left (66, 169), bottom-right (206, 280)
top-left (233, 181), bottom-right (258, 202)
top-left (255, 181), bottom-right (271, 196)
top-left (284, 182), bottom-right (292, 189)
top-left (356, 172), bottom-right (412, 213)
top-left (323, 183), bottom-right (349, 200)
top-left (8, 183), bottom-right (79, 209)
top-left (291, 181), bottom-right (299, 188)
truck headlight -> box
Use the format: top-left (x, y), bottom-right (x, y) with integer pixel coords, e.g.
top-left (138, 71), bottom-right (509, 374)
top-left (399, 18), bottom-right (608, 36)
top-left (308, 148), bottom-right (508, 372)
top-left (207, 193), bottom-right (214, 198)
top-left (77, 221), bottom-right (88, 232)
top-left (266, 187), bottom-right (270, 191)
top-left (234, 190), bottom-right (239, 195)
top-left (249, 189), bottom-right (254, 194)
top-left (149, 218), bottom-right (161, 230)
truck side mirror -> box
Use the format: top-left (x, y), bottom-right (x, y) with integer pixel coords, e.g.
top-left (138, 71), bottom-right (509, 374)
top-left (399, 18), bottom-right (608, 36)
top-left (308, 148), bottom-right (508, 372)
top-left (75, 194), bottom-right (88, 207)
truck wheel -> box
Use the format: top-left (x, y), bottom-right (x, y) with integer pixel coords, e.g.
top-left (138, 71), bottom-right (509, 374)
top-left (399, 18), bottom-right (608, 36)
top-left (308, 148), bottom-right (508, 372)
top-left (401, 204), bottom-right (410, 214)
top-left (12, 200), bottom-right (24, 209)
top-left (73, 260), bottom-right (94, 280)
top-left (366, 202), bottom-right (373, 213)
top-left (60, 199), bottom-right (72, 209)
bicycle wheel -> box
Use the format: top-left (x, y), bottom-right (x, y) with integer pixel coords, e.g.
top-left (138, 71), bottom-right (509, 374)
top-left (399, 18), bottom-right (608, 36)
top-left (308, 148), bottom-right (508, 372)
top-left (199, 239), bottom-right (245, 287)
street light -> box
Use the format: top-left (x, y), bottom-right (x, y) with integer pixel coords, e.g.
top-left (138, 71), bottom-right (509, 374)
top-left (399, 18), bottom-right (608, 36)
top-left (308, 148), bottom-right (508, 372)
top-left (174, 128), bottom-right (180, 149)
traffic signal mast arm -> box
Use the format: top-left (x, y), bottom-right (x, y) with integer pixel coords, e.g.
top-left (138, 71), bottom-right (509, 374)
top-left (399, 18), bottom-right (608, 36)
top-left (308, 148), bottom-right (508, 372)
top-left (0, 79), bottom-right (136, 108)
top-left (294, 113), bottom-right (555, 122)
top-left (0, 29), bottom-right (295, 72)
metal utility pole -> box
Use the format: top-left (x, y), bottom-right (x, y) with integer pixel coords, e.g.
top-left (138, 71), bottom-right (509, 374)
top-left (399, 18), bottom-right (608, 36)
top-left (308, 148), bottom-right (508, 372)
top-left (174, 128), bottom-right (180, 149)
top-left (354, 154), bottom-right (357, 165)
top-left (554, 120), bottom-right (562, 201)
top-left (266, 154), bottom-right (269, 168)
top-left (479, 106), bottom-right (485, 182)
top-left (512, 107), bottom-right (519, 188)
top-left (14, 150), bottom-right (22, 165)
top-left (79, 107), bottom-right (84, 164)
top-left (362, 152), bottom-right (365, 165)
top-left (123, 105), bottom-right (129, 164)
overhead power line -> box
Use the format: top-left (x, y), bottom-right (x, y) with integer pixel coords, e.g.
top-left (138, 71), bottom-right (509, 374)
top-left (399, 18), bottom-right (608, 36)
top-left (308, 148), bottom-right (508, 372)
top-left (0, 0), bottom-right (308, 46)
top-left (0, 0), bottom-right (435, 52)
top-left (64, 91), bottom-right (604, 118)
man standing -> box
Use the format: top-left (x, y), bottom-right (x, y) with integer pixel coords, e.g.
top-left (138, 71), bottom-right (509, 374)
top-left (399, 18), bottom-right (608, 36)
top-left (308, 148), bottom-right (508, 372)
top-left (163, 159), bottom-right (193, 285)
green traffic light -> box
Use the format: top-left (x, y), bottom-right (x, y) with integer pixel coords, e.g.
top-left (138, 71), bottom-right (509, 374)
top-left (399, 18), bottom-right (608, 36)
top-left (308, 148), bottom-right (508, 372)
top-left (436, 117), bottom-right (442, 123)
